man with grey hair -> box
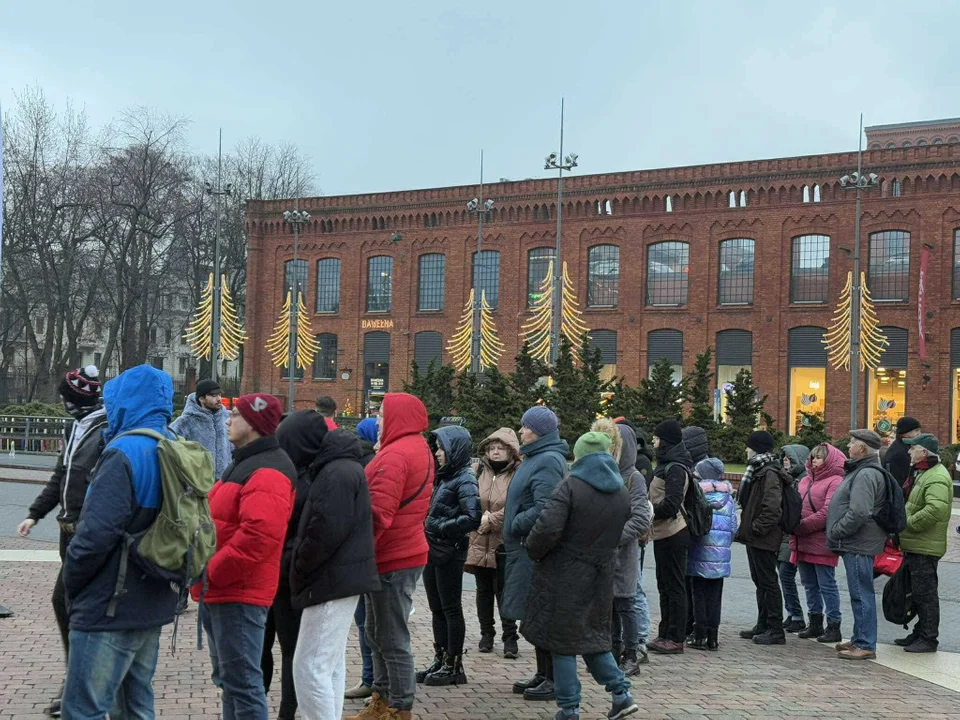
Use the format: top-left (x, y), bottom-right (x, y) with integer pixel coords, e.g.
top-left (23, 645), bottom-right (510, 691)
top-left (826, 429), bottom-right (888, 660)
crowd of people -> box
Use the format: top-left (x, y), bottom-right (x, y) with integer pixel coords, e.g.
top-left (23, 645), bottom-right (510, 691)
top-left (15, 363), bottom-right (955, 719)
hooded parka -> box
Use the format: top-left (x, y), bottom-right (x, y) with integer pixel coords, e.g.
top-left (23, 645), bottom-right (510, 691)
top-left (425, 425), bottom-right (482, 565)
top-left (465, 428), bottom-right (521, 570)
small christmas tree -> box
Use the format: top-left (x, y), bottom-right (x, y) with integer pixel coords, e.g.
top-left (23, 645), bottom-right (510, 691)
top-left (636, 357), bottom-right (685, 430)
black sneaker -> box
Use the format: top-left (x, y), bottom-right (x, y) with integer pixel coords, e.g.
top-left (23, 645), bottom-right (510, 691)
top-left (752, 630), bottom-right (786, 646)
top-left (503, 636), bottom-right (519, 659)
top-left (524, 679), bottom-right (556, 701)
top-left (512, 674), bottom-right (544, 695)
top-left (783, 617), bottom-right (806, 633)
top-left (739, 625), bottom-right (764, 639)
top-left (608, 691), bottom-right (639, 720)
top-left (894, 632), bottom-right (919, 647)
top-left (904, 638), bottom-right (938, 653)
top-left (478, 635), bottom-right (494, 653)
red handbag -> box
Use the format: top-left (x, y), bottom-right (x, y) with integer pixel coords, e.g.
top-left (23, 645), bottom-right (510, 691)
top-left (874, 540), bottom-right (903, 577)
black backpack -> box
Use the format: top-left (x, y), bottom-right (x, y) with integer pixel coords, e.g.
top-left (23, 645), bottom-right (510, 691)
top-left (778, 468), bottom-right (803, 534)
top-left (669, 463), bottom-right (713, 538)
top-left (882, 562), bottom-right (916, 627)
top-left (874, 468), bottom-right (908, 535)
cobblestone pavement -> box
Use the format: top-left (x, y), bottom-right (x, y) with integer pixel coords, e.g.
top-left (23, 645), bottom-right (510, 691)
top-left (2, 536), bottom-right (960, 719)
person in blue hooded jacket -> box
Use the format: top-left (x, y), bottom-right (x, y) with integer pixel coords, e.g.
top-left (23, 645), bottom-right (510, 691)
top-left (61, 364), bottom-right (180, 719)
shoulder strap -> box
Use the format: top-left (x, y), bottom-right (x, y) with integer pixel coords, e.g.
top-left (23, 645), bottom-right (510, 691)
top-left (109, 428), bottom-right (167, 445)
top-left (399, 461), bottom-right (432, 510)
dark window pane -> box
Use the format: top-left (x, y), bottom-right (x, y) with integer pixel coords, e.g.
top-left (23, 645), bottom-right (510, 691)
top-left (366, 256), bottom-right (394, 312)
top-left (313, 333), bottom-right (338, 380)
top-left (527, 248), bottom-right (554, 307)
top-left (588, 245), bottom-right (619, 307)
top-left (417, 254), bottom-right (446, 311)
top-left (646, 242), bottom-right (690, 306)
top-left (315, 258), bottom-right (341, 313)
top-left (284, 259), bottom-right (308, 300)
top-left (718, 238), bottom-right (755, 305)
top-left (954, 229), bottom-right (960, 300)
top-left (790, 235), bottom-right (830, 303)
top-left (473, 250), bottom-right (500, 310)
top-left (869, 230), bottom-right (910, 301)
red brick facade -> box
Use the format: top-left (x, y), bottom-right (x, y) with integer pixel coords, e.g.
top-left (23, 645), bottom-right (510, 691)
top-left (244, 143), bottom-right (960, 442)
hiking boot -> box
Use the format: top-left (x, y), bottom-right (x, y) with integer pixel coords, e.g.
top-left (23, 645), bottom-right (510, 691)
top-left (706, 628), bottom-right (719, 651)
top-left (817, 621), bottom-right (842, 644)
top-left (783, 617), bottom-right (805, 633)
top-left (523, 679), bottom-right (556, 701)
top-left (637, 644), bottom-right (649, 664)
top-left (835, 640), bottom-right (854, 652)
top-left (344, 681), bottom-right (373, 699)
top-left (344, 692), bottom-right (388, 720)
top-left (415, 645), bottom-right (444, 684)
top-left (739, 625), bottom-right (765, 639)
top-left (797, 613), bottom-right (823, 639)
top-left (894, 631), bottom-right (919, 647)
top-left (904, 638), bottom-right (938, 653)
top-left (838, 647), bottom-right (876, 660)
top-left (424, 654), bottom-right (467, 686)
top-left (503, 636), bottom-right (519, 659)
top-left (478, 634), bottom-right (494, 653)
top-left (618, 649), bottom-right (640, 677)
top-left (649, 640), bottom-right (683, 654)
top-left (608, 691), bottom-right (639, 720)
top-left (512, 673), bottom-right (545, 695)
top-left (382, 711), bottom-right (414, 720)
top-left (752, 630), bottom-right (786, 646)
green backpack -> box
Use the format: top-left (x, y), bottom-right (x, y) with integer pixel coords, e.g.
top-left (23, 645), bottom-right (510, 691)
top-left (107, 429), bottom-right (217, 617)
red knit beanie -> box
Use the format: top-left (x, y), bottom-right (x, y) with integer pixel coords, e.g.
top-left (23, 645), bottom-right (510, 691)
top-left (234, 394), bottom-right (283, 437)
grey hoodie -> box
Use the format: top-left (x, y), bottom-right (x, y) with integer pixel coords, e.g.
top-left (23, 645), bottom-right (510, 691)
top-left (614, 425), bottom-right (652, 597)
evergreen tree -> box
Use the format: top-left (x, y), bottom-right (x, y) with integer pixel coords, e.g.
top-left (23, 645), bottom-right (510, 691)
top-left (684, 349), bottom-right (716, 429)
top-left (635, 357), bottom-right (685, 430)
top-left (508, 341), bottom-right (550, 425)
top-left (453, 367), bottom-right (513, 447)
top-left (604, 378), bottom-right (643, 425)
top-left (402, 359), bottom-right (456, 425)
top-left (714, 368), bottom-right (767, 462)
top-left (549, 335), bottom-right (604, 446)
top-left (791, 411), bottom-right (832, 449)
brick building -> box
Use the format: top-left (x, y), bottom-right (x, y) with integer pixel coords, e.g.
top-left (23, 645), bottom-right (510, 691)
top-left (244, 130), bottom-right (960, 443)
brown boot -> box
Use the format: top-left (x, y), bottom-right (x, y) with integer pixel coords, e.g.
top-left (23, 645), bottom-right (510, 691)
top-left (344, 692), bottom-right (388, 720)
top-left (382, 710), bottom-right (414, 720)
top-left (838, 647), bottom-right (876, 660)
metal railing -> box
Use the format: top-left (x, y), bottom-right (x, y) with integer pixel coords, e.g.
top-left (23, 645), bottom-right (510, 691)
top-left (0, 416), bottom-right (68, 454)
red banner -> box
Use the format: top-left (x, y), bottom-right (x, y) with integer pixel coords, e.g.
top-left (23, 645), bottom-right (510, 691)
top-left (918, 246), bottom-right (930, 362)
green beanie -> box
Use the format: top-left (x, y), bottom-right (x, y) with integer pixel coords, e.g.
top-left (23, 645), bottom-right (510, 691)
top-left (574, 431), bottom-right (612, 461)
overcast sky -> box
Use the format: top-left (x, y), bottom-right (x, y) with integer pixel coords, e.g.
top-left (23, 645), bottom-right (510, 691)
top-left (2, 1), bottom-right (957, 197)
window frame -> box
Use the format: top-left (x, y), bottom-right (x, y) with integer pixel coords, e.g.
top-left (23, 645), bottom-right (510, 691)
top-left (313, 332), bottom-right (338, 381)
top-left (717, 238), bottom-right (755, 305)
top-left (587, 244), bottom-right (620, 308)
top-left (868, 230), bottom-right (911, 302)
top-left (472, 249), bottom-right (501, 310)
top-left (366, 255), bottom-right (394, 313)
top-left (790, 234), bottom-right (830, 304)
top-left (527, 247), bottom-right (554, 308)
top-left (315, 258), bottom-right (341, 314)
top-left (645, 241), bottom-right (690, 307)
top-left (416, 253), bottom-right (446, 312)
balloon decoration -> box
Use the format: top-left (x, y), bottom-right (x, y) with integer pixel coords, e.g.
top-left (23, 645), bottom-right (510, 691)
top-left (823, 271), bottom-right (888, 371)
top-left (183, 273), bottom-right (246, 361)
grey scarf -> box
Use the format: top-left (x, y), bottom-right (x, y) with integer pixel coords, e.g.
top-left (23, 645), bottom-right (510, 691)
top-left (737, 452), bottom-right (777, 508)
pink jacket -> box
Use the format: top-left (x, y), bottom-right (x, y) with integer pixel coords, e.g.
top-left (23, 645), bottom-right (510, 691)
top-left (790, 444), bottom-right (845, 567)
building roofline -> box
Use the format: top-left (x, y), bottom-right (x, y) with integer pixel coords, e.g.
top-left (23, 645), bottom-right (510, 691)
top-left (865, 117), bottom-right (960, 133)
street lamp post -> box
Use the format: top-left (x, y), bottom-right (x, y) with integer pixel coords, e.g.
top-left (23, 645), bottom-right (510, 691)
top-left (205, 129), bottom-right (232, 384)
top-left (283, 205), bottom-right (311, 413)
top-left (466, 150), bottom-right (495, 375)
top-left (544, 98), bottom-right (578, 365)
top-left (839, 113), bottom-right (878, 430)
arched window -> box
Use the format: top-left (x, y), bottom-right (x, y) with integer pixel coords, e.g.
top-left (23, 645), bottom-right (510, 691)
top-left (587, 245), bottom-right (619, 307)
top-left (718, 239), bottom-right (755, 305)
top-left (473, 249), bottom-right (501, 310)
top-left (414, 331), bottom-right (443, 370)
top-left (315, 258), bottom-right (341, 313)
top-left (284, 259), bottom-right (308, 300)
top-left (366, 256), bottom-right (394, 312)
top-left (802, 185), bottom-right (811, 203)
top-left (790, 235), bottom-right (830, 303)
top-left (813, 185), bottom-right (821, 203)
top-left (313, 333), bottom-right (338, 380)
top-left (891, 178), bottom-right (902, 197)
top-left (527, 248), bottom-right (554, 307)
top-left (646, 242), bottom-right (690, 306)
top-left (953, 228), bottom-right (960, 300)
top-left (417, 253), bottom-right (446, 311)
top-left (869, 230), bottom-right (910, 301)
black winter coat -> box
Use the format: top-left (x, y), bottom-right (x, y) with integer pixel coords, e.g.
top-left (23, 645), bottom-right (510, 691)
top-left (735, 461), bottom-right (784, 552)
top-left (276, 410), bottom-right (328, 588)
top-left (425, 426), bottom-right (482, 564)
top-left (883, 437), bottom-right (912, 489)
top-left (520, 452), bottom-right (630, 656)
top-left (289, 429), bottom-right (381, 609)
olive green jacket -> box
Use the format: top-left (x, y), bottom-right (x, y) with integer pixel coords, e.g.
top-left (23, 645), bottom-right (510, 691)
top-left (899, 462), bottom-right (952, 558)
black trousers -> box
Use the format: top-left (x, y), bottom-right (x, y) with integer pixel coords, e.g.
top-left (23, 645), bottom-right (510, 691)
top-left (424, 548), bottom-right (468, 656)
top-left (611, 596), bottom-right (638, 651)
top-left (261, 581), bottom-right (302, 719)
top-left (473, 546), bottom-right (518, 641)
top-left (905, 552), bottom-right (940, 643)
top-left (690, 577), bottom-right (724, 631)
top-left (53, 530), bottom-right (71, 661)
top-left (653, 528), bottom-right (690, 643)
top-left (535, 645), bottom-right (554, 680)
top-left (746, 546), bottom-right (782, 632)
top-left (684, 576), bottom-right (695, 636)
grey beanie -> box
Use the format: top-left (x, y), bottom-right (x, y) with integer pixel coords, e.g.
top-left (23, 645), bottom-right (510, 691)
top-left (696, 457), bottom-right (725, 480)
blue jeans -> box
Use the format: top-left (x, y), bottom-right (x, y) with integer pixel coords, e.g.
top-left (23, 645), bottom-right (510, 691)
top-left (633, 549), bottom-right (650, 645)
top-left (62, 627), bottom-right (161, 719)
top-left (552, 652), bottom-right (630, 711)
top-left (797, 561), bottom-right (842, 624)
top-left (778, 561), bottom-right (804, 620)
top-left (201, 602), bottom-right (270, 720)
top-left (842, 553), bottom-right (877, 651)
top-left (355, 597), bottom-right (374, 686)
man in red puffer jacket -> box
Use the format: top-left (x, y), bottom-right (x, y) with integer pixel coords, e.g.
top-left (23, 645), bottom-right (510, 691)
top-left (192, 393), bottom-right (296, 720)
top-left (347, 393), bottom-right (432, 720)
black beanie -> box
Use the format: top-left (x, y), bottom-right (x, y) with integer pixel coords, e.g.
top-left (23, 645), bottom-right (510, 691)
top-left (747, 430), bottom-right (775, 454)
top-left (653, 419), bottom-right (684, 447)
top-left (896, 416), bottom-right (920, 435)
top-left (196, 378), bottom-right (222, 398)
top-left (59, 365), bottom-right (102, 407)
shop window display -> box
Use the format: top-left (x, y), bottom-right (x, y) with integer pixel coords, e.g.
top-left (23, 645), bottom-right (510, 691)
top-left (868, 367), bottom-right (906, 434)
top-left (789, 367), bottom-right (826, 435)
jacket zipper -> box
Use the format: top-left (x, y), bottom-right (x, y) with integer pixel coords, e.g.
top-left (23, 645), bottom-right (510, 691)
top-left (61, 418), bottom-right (103, 516)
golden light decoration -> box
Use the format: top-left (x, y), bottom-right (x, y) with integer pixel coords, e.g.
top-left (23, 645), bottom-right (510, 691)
top-left (520, 260), bottom-right (588, 364)
top-left (183, 273), bottom-right (246, 361)
top-left (822, 271), bottom-right (888, 371)
top-left (446, 289), bottom-right (505, 372)
top-left (265, 291), bottom-right (319, 370)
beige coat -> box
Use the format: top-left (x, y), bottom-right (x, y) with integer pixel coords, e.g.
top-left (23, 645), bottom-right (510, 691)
top-left (465, 428), bottom-right (521, 570)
